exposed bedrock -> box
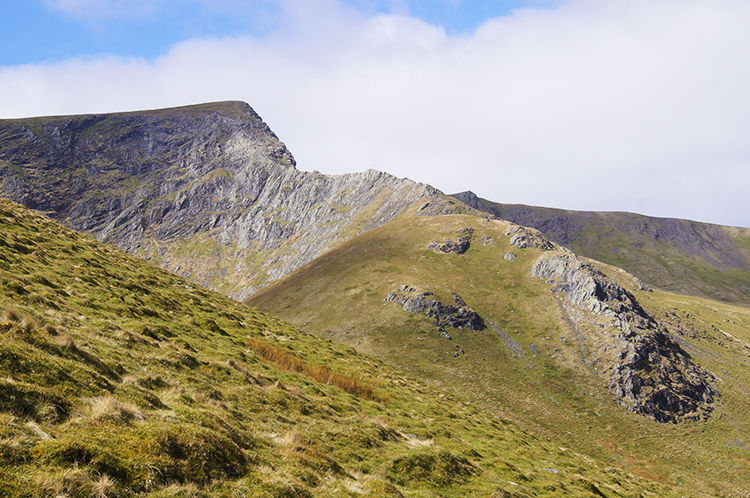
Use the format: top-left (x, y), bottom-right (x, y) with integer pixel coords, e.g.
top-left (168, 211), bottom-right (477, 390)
top-left (384, 286), bottom-right (486, 332)
top-left (532, 251), bottom-right (718, 423)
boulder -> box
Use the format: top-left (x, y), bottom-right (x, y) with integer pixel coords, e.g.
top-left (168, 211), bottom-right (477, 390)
top-left (507, 226), bottom-right (555, 251)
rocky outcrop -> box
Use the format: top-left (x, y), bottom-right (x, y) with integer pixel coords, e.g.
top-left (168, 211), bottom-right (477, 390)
top-left (0, 102), bottom-right (459, 298)
top-left (384, 286), bottom-right (485, 332)
top-left (428, 228), bottom-right (474, 254)
top-left (532, 252), bottom-right (717, 423)
top-left (506, 226), bottom-right (555, 251)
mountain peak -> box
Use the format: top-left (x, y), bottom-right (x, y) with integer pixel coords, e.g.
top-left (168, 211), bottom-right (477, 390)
top-left (0, 103), bottom-right (465, 298)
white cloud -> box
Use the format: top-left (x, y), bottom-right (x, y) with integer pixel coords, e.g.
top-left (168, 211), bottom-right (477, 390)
top-left (5, 0), bottom-right (750, 226)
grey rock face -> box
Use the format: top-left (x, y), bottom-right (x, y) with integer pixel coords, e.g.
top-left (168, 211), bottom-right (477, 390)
top-left (532, 251), bottom-right (717, 423)
top-left (428, 227), bottom-right (474, 254)
top-left (507, 226), bottom-right (555, 251)
top-left (0, 101), bottom-right (455, 298)
top-left (385, 287), bottom-right (485, 332)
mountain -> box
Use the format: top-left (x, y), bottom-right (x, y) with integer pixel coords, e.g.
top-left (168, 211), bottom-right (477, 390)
top-left (4, 102), bottom-right (749, 308)
top-left (0, 101), bottom-right (462, 299)
top-left (452, 191), bottom-right (750, 306)
top-left (4, 101), bottom-right (750, 495)
top-left (0, 196), bottom-right (692, 497)
top-left (247, 213), bottom-right (750, 496)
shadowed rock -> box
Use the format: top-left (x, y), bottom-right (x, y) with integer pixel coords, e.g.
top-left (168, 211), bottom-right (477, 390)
top-left (429, 228), bottom-right (474, 254)
top-left (385, 286), bottom-right (485, 332)
top-left (532, 251), bottom-right (718, 423)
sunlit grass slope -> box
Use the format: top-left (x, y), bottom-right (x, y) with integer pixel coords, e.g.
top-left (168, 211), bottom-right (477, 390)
top-left (249, 214), bottom-right (750, 497)
top-left (0, 197), bottom-right (688, 496)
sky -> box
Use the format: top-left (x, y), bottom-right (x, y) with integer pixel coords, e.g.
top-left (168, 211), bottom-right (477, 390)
top-left (1, 0), bottom-right (750, 227)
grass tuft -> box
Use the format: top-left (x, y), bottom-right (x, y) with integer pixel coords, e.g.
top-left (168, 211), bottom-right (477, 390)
top-left (33, 466), bottom-right (105, 498)
top-left (2, 307), bottom-right (20, 323)
top-left (55, 332), bottom-right (78, 351)
top-left (146, 482), bottom-right (205, 498)
top-left (80, 394), bottom-right (145, 424)
top-left (19, 314), bottom-right (37, 332)
top-left (43, 323), bottom-right (59, 335)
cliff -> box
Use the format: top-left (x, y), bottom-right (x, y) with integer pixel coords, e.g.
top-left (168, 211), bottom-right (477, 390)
top-left (0, 101), bottom-right (458, 298)
top-left (531, 251), bottom-right (717, 422)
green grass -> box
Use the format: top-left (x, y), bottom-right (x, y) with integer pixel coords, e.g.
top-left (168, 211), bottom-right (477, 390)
top-left (0, 197), bottom-right (689, 496)
top-left (249, 214), bottom-right (750, 497)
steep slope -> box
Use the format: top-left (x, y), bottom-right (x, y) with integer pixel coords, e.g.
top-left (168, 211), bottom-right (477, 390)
top-left (452, 191), bottom-right (750, 305)
top-left (248, 214), bottom-right (750, 496)
top-left (0, 102), bottom-right (460, 299)
top-left (0, 197), bottom-right (686, 496)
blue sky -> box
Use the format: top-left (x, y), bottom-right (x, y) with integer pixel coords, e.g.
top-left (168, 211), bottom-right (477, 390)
top-left (2, 0), bottom-right (750, 227)
top-left (1, 1), bottom-right (543, 65)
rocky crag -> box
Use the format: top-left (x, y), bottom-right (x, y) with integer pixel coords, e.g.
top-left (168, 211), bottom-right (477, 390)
top-left (388, 217), bottom-right (717, 423)
top-left (453, 190), bottom-right (750, 305)
top-left (531, 250), bottom-right (718, 422)
top-left (384, 285), bottom-right (486, 334)
top-left (0, 101), bottom-right (460, 298)
top-left (428, 227), bottom-right (474, 254)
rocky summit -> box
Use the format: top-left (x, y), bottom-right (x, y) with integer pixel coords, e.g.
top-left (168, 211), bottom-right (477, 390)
top-left (0, 101), bottom-right (460, 299)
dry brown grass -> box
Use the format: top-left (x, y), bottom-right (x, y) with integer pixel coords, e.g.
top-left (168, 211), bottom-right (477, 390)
top-left (2, 307), bottom-right (20, 322)
top-left (160, 384), bottom-right (185, 397)
top-left (190, 390), bottom-right (209, 403)
top-left (120, 374), bottom-right (139, 385)
top-left (89, 473), bottom-right (117, 498)
top-left (33, 466), bottom-right (97, 497)
top-left (147, 482), bottom-right (204, 497)
top-left (24, 421), bottom-right (51, 440)
top-left (246, 338), bottom-right (386, 403)
top-left (54, 332), bottom-right (78, 351)
top-left (42, 323), bottom-right (59, 335)
top-left (19, 314), bottom-right (38, 332)
top-left (79, 394), bottom-right (144, 424)
top-left (277, 429), bottom-right (304, 448)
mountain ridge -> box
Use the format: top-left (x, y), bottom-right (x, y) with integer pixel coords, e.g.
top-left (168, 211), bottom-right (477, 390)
top-left (4, 101), bottom-right (748, 307)
top-left (0, 101), bottom-right (463, 299)
top-left (452, 190), bottom-right (750, 305)
top-left (3, 101), bottom-right (750, 495)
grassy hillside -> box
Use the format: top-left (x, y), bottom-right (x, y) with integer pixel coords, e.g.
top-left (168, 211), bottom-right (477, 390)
top-left (0, 197), bottom-right (688, 496)
top-left (249, 214), bottom-right (750, 497)
top-left (452, 193), bottom-right (750, 306)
